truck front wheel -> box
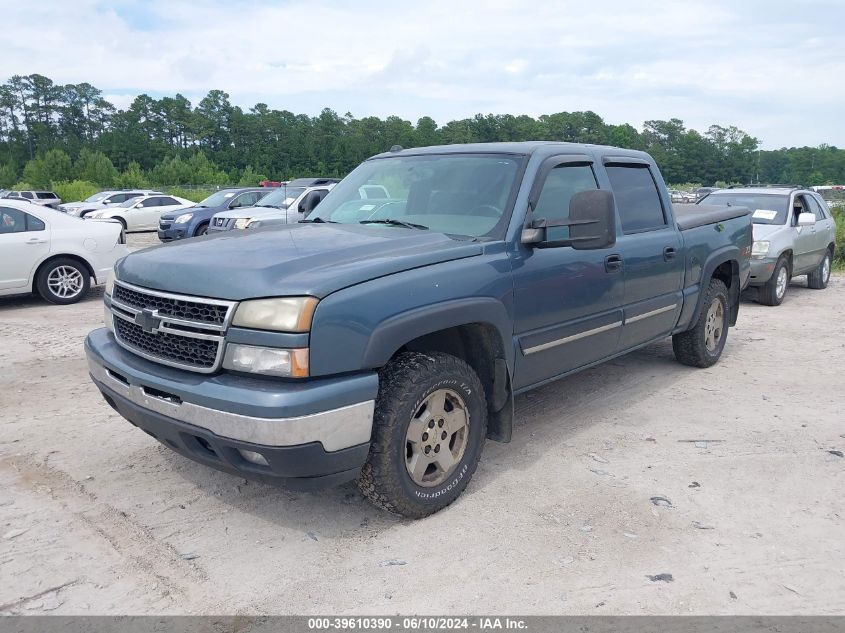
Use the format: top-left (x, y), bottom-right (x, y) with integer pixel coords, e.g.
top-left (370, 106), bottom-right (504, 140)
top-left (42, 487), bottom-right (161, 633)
top-left (358, 351), bottom-right (488, 518)
top-left (672, 278), bottom-right (729, 368)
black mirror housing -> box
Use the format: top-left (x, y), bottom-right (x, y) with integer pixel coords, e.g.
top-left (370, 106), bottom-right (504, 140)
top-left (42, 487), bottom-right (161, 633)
top-left (521, 189), bottom-right (616, 250)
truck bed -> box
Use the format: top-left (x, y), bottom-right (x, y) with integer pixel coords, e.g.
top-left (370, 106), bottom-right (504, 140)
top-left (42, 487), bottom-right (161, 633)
top-left (674, 204), bottom-right (750, 231)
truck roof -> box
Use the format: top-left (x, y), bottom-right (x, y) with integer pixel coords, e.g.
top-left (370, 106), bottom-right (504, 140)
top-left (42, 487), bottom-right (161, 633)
top-left (711, 187), bottom-right (807, 196)
top-left (369, 141), bottom-right (652, 161)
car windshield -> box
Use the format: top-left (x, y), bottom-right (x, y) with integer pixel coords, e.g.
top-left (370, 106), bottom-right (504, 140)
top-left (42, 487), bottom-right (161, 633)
top-left (308, 154), bottom-right (523, 238)
top-left (701, 193), bottom-right (789, 225)
top-left (197, 191), bottom-right (237, 208)
top-left (255, 187), bottom-right (306, 208)
top-left (84, 193), bottom-right (110, 203)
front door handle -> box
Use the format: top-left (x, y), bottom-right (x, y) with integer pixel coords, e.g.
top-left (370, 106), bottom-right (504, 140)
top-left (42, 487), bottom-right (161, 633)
top-left (26, 238), bottom-right (47, 244)
top-left (663, 246), bottom-right (677, 261)
top-left (604, 254), bottom-right (623, 273)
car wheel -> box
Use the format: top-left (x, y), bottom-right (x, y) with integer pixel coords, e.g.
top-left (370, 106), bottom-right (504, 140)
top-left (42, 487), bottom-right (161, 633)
top-left (672, 278), bottom-right (729, 368)
top-left (36, 258), bottom-right (90, 305)
top-left (195, 223), bottom-right (209, 237)
top-left (357, 351), bottom-right (488, 518)
top-left (758, 256), bottom-right (789, 306)
top-left (807, 250), bottom-right (832, 290)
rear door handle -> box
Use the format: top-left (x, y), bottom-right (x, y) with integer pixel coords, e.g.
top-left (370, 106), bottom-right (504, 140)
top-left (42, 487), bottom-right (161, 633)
top-left (663, 246), bottom-right (677, 261)
top-left (604, 254), bottom-right (623, 273)
top-left (26, 238), bottom-right (47, 244)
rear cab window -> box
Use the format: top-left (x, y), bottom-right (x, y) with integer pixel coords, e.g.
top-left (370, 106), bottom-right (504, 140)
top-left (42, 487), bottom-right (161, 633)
top-left (605, 165), bottom-right (666, 233)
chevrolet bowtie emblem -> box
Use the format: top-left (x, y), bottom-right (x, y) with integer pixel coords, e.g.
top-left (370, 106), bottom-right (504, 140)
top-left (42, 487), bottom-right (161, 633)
top-left (135, 308), bottom-right (162, 333)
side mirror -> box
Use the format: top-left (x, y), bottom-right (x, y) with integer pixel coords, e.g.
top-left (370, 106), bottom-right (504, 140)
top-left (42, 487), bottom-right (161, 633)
top-left (521, 189), bottom-right (616, 250)
top-left (797, 212), bottom-right (815, 227)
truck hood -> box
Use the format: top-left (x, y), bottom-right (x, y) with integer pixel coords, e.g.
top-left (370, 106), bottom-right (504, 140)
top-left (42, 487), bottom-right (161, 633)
top-left (115, 223), bottom-right (484, 300)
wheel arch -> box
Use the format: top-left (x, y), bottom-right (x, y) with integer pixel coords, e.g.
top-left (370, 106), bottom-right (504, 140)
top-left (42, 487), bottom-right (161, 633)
top-left (32, 253), bottom-right (96, 294)
top-left (361, 298), bottom-right (515, 443)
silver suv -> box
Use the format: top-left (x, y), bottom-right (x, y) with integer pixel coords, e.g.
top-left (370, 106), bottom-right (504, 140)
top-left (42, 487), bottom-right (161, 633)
top-left (3, 190), bottom-right (61, 209)
top-left (700, 187), bottom-right (836, 305)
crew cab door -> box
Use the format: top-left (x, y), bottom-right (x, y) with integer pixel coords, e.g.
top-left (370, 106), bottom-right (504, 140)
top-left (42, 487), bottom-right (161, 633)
top-left (602, 158), bottom-right (684, 350)
top-left (511, 156), bottom-right (624, 390)
top-left (0, 206), bottom-right (49, 290)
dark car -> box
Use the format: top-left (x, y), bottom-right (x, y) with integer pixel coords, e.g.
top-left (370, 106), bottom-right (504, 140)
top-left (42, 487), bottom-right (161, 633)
top-left (157, 188), bottom-right (271, 241)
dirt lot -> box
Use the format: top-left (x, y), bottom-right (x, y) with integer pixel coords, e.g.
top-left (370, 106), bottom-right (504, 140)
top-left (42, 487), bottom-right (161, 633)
top-left (1, 232), bottom-right (843, 615)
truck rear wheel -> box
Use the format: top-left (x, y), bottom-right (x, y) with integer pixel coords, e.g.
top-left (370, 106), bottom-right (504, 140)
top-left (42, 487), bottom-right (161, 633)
top-left (358, 351), bottom-right (487, 518)
top-left (758, 256), bottom-right (789, 306)
top-left (672, 278), bottom-right (729, 368)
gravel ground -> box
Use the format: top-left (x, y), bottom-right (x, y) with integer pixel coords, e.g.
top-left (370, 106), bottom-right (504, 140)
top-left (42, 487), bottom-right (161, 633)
top-left (0, 232), bottom-right (843, 615)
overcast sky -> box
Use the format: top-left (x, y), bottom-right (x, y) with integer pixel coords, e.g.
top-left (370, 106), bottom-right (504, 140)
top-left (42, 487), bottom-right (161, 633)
top-left (2, 0), bottom-right (843, 149)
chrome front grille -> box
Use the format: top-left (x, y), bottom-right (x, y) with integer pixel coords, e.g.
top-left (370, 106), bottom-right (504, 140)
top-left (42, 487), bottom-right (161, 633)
top-left (109, 281), bottom-right (236, 373)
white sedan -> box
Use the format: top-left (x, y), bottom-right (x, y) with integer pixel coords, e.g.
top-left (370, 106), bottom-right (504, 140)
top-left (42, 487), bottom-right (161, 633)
top-left (86, 194), bottom-right (194, 232)
top-left (0, 200), bottom-right (129, 305)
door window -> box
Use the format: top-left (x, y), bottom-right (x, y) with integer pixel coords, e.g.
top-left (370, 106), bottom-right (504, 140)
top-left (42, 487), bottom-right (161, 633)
top-left (606, 165), bottom-right (666, 233)
top-left (21, 192), bottom-right (34, 199)
top-left (806, 196), bottom-right (826, 221)
top-left (139, 197), bottom-right (161, 207)
top-left (0, 207), bottom-right (43, 233)
top-left (159, 197), bottom-right (180, 206)
top-left (532, 164), bottom-right (598, 240)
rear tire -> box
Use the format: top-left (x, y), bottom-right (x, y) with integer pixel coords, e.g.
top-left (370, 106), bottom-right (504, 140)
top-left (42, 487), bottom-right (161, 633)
top-left (35, 257), bottom-right (90, 305)
top-left (357, 351), bottom-right (487, 518)
top-left (807, 250), bottom-right (831, 290)
top-left (758, 256), bottom-right (789, 306)
top-left (673, 278), bottom-right (729, 368)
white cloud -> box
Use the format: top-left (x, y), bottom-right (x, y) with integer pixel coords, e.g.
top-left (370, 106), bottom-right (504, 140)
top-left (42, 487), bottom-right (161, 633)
top-left (0, 0), bottom-right (843, 148)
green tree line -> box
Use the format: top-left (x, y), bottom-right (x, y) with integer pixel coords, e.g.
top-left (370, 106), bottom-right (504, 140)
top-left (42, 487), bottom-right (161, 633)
top-left (2, 73), bottom-right (845, 192)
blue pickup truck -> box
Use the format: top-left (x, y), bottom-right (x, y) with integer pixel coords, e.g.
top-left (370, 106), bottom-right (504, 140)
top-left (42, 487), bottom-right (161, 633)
top-left (86, 142), bottom-right (752, 518)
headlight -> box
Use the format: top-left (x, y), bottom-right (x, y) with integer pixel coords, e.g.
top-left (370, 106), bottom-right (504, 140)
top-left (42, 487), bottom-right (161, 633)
top-left (751, 240), bottom-right (770, 258)
top-left (246, 219), bottom-right (261, 229)
top-left (90, 212), bottom-right (103, 218)
top-left (232, 297), bottom-right (318, 332)
top-left (234, 218), bottom-right (250, 229)
top-left (68, 208), bottom-right (82, 216)
top-left (105, 269), bottom-right (115, 296)
top-left (174, 213), bottom-right (194, 224)
top-left (223, 344), bottom-right (309, 377)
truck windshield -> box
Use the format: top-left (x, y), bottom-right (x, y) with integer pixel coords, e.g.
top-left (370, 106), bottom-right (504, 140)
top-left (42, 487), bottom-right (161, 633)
top-left (308, 154), bottom-right (523, 238)
top-left (702, 193), bottom-right (789, 225)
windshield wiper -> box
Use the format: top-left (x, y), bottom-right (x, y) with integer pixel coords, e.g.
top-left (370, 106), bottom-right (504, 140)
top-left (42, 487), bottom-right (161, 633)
top-left (256, 204), bottom-right (282, 209)
top-left (360, 219), bottom-right (429, 230)
top-left (299, 217), bottom-right (337, 223)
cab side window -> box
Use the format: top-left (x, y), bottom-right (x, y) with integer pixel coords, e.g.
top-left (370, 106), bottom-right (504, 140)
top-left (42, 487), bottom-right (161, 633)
top-left (606, 165), bottom-right (666, 233)
top-left (232, 192), bottom-right (264, 208)
top-left (533, 164), bottom-right (598, 240)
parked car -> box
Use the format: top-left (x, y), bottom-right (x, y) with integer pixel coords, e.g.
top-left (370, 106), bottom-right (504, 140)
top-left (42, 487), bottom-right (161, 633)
top-left (4, 190), bottom-right (62, 209)
top-left (699, 186), bottom-right (836, 305)
top-left (86, 141), bottom-right (751, 518)
top-left (208, 182), bottom-right (337, 232)
top-left (0, 200), bottom-right (128, 305)
top-left (61, 190), bottom-right (163, 217)
top-left (84, 194), bottom-right (194, 232)
top-left (157, 188), bottom-right (271, 241)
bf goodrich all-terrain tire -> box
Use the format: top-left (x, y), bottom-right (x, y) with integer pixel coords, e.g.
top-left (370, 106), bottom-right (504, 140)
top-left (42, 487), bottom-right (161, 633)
top-left (673, 278), bottom-right (729, 368)
top-left (758, 256), bottom-right (789, 306)
top-left (807, 250), bottom-right (832, 290)
top-left (35, 257), bottom-right (90, 305)
top-left (357, 351), bottom-right (488, 518)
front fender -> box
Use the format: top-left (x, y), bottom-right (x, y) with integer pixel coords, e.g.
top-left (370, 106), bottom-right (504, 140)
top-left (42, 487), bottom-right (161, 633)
top-left (308, 251), bottom-right (515, 377)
